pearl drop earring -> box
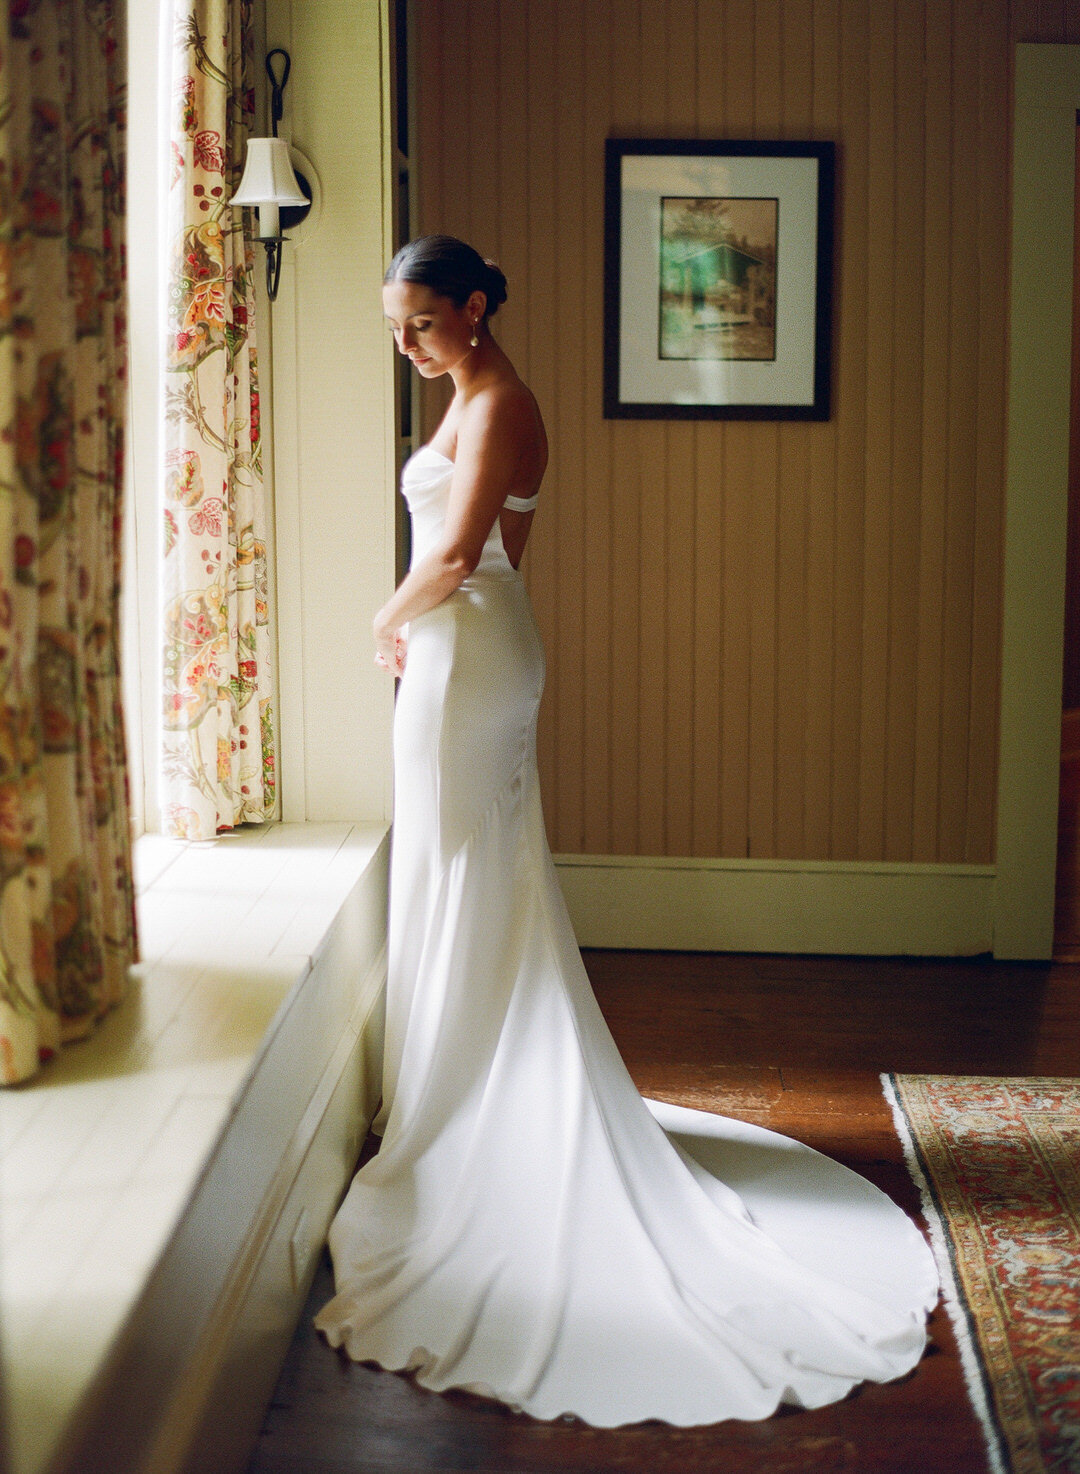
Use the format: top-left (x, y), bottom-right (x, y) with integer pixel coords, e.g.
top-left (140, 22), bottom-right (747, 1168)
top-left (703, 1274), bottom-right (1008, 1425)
top-left (469, 319), bottom-right (479, 348)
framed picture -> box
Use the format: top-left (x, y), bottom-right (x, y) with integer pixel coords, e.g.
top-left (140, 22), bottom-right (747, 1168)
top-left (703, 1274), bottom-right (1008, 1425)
top-left (603, 139), bottom-right (835, 420)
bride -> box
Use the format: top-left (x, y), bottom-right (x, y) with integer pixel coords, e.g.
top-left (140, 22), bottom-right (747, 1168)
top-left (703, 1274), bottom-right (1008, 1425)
top-left (312, 234), bottom-right (939, 1427)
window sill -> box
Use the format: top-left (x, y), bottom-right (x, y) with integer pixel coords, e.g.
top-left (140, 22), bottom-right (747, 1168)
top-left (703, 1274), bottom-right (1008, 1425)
top-left (1, 821), bottom-right (389, 1474)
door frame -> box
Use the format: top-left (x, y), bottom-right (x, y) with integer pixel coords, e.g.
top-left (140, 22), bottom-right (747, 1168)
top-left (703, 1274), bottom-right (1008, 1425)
top-left (994, 44), bottom-right (1078, 957)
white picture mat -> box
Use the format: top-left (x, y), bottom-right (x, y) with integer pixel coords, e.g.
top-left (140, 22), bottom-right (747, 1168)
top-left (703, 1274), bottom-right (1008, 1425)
top-left (618, 153), bottom-right (820, 407)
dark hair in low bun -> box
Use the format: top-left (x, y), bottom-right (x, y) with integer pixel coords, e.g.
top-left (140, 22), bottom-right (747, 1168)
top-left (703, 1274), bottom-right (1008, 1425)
top-left (384, 234), bottom-right (508, 318)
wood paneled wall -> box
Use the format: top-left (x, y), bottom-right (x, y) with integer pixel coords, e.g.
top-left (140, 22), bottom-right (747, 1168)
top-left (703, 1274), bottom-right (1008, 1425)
top-left (414, 0), bottom-right (1075, 863)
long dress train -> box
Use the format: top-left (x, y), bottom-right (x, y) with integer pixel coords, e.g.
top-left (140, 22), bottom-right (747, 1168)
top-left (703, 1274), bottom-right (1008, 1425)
top-left (312, 446), bottom-right (939, 1427)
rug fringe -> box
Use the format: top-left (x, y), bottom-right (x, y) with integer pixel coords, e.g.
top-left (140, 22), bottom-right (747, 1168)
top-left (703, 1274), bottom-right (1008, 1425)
top-left (879, 1071), bottom-right (1009, 1474)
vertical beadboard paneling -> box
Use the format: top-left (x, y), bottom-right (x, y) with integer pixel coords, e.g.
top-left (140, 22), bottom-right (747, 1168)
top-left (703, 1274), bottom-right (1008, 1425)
top-left (437, 3), bottom-right (468, 242)
top-left (884, 0), bottom-right (925, 860)
top-left (886, 0), bottom-right (926, 862)
top-left (776, 0), bottom-right (814, 859)
top-left (662, 0), bottom-right (698, 858)
top-left (664, 418), bottom-right (696, 855)
top-left (832, 0), bottom-right (869, 857)
top-left (804, 0), bottom-right (841, 859)
top-left (747, 422), bottom-right (779, 858)
top-left (748, 2), bottom-right (782, 860)
top-left (410, 0), bottom-right (1053, 865)
top-left (719, 0), bottom-right (756, 858)
top-left (581, 0), bottom-right (614, 856)
top-left (468, 0), bottom-right (501, 262)
top-left (939, 0), bottom-right (980, 858)
top-left (968, 3), bottom-right (1009, 863)
top-left (494, 0), bottom-right (529, 380)
top-left (690, 0), bottom-right (725, 858)
top-left (858, 0), bottom-right (895, 859)
top-left (553, 0), bottom-right (588, 850)
top-left (912, 0), bottom-right (950, 859)
top-left (608, 1), bottom-right (643, 853)
top-left (635, 0), bottom-right (669, 856)
top-left (525, 0), bottom-right (560, 833)
top-left (720, 418), bottom-right (753, 856)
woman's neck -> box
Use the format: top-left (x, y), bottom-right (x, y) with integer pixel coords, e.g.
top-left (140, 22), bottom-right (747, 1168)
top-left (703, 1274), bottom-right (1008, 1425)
top-left (448, 332), bottom-right (511, 399)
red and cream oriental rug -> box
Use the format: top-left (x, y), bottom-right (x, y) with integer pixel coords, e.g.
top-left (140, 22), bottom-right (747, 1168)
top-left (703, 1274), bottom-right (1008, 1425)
top-left (884, 1074), bottom-right (1080, 1474)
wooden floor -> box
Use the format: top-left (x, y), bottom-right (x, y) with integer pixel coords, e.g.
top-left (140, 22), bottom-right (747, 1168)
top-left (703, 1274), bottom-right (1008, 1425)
top-left (246, 948), bottom-right (1080, 1474)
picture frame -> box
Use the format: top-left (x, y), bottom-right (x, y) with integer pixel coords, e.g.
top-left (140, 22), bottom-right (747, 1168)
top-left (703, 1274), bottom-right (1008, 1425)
top-left (603, 139), bottom-right (835, 420)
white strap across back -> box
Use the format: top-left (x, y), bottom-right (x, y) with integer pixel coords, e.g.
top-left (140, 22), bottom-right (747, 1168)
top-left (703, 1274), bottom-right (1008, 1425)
top-left (502, 491), bottom-right (539, 512)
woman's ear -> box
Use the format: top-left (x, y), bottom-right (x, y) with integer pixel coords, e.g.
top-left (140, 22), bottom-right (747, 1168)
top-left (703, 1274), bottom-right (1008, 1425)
top-left (467, 288), bottom-right (488, 323)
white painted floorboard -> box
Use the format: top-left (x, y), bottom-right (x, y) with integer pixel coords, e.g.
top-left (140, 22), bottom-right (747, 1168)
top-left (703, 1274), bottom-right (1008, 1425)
top-left (0, 821), bottom-right (387, 1474)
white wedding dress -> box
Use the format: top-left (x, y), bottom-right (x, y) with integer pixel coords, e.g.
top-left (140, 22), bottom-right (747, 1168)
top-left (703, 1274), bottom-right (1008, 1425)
top-left (312, 445), bottom-right (939, 1427)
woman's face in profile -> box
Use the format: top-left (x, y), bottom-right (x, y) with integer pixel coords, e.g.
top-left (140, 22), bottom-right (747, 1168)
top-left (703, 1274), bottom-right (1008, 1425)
top-left (383, 279), bottom-right (473, 377)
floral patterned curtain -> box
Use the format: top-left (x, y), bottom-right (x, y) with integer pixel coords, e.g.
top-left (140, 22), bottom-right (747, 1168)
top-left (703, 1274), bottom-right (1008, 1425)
top-left (0, 0), bottom-right (136, 1086)
top-left (163, 0), bottom-right (274, 840)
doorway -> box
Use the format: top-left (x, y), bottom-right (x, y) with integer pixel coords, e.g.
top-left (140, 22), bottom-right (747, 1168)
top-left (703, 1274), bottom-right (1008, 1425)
top-left (1053, 111), bottom-right (1080, 960)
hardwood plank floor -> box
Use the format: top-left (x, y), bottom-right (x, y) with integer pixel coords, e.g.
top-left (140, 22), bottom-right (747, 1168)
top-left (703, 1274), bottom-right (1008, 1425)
top-left (248, 950), bottom-right (1080, 1474)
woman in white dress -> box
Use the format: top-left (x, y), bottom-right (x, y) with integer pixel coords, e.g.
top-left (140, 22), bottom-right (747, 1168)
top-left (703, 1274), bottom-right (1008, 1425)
top-left (313, 235), bottom-right (939, 1427)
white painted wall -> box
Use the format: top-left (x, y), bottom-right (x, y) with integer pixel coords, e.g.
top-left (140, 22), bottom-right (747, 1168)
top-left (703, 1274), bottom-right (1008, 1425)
top-left (265, 0), bottom-right (398, 823)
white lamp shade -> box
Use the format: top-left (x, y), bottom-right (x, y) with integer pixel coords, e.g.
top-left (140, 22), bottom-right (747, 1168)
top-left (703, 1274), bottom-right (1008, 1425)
top-left (229, 137), bottom-right (308, 207)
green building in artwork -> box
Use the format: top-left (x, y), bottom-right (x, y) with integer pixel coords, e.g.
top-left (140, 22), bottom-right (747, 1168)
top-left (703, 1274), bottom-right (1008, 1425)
top-left (661, 236), bottom-right (775, 323)
top-left (662, 238), bottom-right (764, 310)
top-left (659, 226), bottom-right (777, 360)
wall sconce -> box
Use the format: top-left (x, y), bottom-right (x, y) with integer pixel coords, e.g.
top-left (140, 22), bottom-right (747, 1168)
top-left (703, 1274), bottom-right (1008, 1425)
top-left (230, 49), bottom-right (312, 301)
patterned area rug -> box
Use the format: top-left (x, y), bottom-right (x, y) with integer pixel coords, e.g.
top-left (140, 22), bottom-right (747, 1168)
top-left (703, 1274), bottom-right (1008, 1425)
top-left (884, 1074), bottom-right (1080, 1474)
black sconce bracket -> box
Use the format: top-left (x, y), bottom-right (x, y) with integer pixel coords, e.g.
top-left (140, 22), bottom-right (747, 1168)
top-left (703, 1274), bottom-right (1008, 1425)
top-left (257, 48), bottom-right (313, 301)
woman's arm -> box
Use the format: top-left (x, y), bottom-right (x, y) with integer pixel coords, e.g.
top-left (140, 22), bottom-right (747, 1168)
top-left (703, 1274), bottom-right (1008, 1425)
top-left (373, 388), bottom-right (529, 673)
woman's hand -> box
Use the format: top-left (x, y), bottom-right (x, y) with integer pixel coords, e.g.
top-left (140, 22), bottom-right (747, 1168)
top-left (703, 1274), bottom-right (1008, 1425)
top-left (374, 620), bottom-right (407, 676)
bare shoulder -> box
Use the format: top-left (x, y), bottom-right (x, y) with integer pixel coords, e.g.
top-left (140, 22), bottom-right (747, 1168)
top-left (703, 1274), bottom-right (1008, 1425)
top-left (460, 377), bottom-right (546, 464)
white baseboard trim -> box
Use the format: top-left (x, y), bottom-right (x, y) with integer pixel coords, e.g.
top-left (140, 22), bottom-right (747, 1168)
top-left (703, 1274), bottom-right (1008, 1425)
top-left (554, 854), bottom-right (997, 955)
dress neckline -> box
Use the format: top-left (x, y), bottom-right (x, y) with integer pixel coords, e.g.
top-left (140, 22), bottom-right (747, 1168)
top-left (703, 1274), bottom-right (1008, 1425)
top-left (417, 444), bottom-right (454, 465)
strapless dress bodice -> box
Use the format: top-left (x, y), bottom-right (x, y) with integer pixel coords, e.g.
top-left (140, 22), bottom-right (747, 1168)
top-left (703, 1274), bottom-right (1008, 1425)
top-left (402, 445), bottom-right (517, 578)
